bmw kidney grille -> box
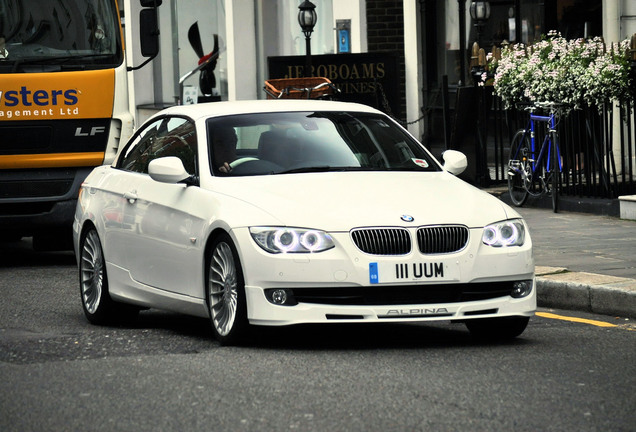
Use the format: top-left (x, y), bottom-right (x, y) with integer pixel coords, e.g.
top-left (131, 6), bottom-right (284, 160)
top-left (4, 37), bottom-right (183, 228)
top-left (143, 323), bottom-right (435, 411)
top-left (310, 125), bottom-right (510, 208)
top-left (351, 225), bottom-right (469, 255)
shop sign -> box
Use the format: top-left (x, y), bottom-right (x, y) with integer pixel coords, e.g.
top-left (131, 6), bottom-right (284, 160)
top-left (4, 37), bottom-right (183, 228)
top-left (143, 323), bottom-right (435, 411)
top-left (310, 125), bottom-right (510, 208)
top-left (267, 53), bottom-right (399, 115)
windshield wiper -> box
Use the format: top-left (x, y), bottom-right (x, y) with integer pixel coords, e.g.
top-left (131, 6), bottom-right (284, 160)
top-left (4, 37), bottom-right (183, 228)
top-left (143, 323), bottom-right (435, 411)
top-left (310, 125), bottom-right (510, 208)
top-left (26, 54), bottom-right (111, 64)
top-left (57, 54), bottom-right (112, 62)
top-left (276, 166), bottom-right (334, 174)
top-left (275, 166), bottom-right (382, 175)
top-left (9, 54), bottom-right (112, 72)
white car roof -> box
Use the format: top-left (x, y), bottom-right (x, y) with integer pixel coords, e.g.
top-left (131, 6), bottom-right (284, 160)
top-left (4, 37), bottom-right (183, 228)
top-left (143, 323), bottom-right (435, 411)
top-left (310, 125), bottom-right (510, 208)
top-left (147, 99), bottom-right (385, 123)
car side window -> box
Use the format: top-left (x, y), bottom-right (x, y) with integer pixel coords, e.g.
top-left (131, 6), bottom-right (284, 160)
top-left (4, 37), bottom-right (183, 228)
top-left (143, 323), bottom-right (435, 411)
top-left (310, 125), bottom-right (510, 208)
top-left (118, 116), bottom-right (197, 175)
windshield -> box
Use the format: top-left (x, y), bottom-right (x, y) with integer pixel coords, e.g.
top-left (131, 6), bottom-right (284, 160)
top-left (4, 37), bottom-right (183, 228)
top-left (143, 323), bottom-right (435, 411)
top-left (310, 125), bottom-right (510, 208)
top-left (0, 0), bottom-right (122, 72)
top-left (206, 111), bottom-right (441, 176)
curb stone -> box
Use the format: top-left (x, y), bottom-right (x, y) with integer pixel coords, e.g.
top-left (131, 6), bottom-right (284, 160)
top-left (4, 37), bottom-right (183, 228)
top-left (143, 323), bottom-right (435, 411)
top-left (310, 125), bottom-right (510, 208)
top-left (536, 267), bottom-right (636, 319)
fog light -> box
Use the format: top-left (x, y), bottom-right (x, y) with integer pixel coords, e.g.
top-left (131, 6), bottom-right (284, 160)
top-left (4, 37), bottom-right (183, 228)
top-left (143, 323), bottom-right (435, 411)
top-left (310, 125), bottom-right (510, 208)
top-left (511, 280), bottom-right (533, 298)
top-left (265, 289), bottom-right (298, 306)
top-left (271, 289), bottom-right (288, 305)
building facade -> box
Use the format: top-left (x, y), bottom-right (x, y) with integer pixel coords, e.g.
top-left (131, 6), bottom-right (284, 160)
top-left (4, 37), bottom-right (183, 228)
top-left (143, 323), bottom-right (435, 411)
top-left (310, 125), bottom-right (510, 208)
top-left (122, 0), bottom-right (635, 142)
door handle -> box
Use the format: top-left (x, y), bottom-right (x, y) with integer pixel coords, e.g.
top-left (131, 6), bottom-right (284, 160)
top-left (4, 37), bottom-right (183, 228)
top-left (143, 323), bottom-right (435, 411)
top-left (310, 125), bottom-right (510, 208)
top-left (123, 190), bottom-right (138, 204)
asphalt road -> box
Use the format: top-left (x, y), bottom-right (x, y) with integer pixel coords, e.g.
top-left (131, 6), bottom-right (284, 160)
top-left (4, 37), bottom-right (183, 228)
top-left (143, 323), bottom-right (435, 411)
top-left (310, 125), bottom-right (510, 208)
top-left (0, 240), bottom-right (634, 431)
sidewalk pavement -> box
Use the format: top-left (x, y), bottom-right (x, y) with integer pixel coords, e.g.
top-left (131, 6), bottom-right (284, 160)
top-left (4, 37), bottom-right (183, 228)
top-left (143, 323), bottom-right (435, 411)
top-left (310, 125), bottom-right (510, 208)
top-left (488, 187), bottom-right (636, 319)
top-left (535, 266), bottom-right (636, 320)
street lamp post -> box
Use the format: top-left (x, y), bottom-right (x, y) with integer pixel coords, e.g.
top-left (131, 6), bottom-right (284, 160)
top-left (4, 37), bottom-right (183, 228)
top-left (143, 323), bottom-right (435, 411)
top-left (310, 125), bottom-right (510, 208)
top-left (469, 1), bottom-right (491, 47)
top-left (458, 0), bottom-right (467, 86)
top-left (298, 0), bottom-right (317, 77)
top-left (469, 1), bottom-right (491, 187)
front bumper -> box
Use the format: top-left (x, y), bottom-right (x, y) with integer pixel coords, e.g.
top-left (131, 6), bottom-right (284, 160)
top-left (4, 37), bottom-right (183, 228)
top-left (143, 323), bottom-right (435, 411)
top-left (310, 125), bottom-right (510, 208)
top-left (0, 167), bottom-right (92, 236)
top-left (245, 284), bottom-right (536, 326)
top-left (232, 226), bottom-right (536, 326)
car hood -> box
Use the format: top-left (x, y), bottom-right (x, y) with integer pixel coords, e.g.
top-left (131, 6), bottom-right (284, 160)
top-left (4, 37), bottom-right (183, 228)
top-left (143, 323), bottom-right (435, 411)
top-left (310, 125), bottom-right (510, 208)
top-left (214, 172), bottom-right (517, 231)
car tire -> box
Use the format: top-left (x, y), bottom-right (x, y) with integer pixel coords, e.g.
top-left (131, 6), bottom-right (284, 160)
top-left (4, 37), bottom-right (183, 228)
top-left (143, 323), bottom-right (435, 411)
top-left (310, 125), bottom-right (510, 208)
top-left (465, 316), bottom-right (530, 340)
top-left (206, 233), bottom-right (249, 345)
top-left (79, 228), bottom-right (138, 325)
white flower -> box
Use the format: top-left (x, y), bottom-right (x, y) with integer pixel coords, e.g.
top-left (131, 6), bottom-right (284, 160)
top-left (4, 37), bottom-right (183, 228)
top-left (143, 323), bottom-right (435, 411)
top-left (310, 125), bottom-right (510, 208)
top-left (492, 32), bottom-right (633, 110)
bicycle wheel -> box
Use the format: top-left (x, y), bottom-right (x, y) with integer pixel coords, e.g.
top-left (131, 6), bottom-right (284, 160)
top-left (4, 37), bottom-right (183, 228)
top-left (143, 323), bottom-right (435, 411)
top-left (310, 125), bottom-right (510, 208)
top-left (550, 132), bottom-right (560, 212)
top-left (507, 130), bottom-right (531, 207)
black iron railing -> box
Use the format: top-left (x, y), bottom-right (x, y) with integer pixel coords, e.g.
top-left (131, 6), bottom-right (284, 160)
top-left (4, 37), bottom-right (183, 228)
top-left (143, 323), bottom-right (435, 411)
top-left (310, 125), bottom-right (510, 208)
top-left (483, 95), bottom-right (636, 199)
top-left (424, 37), bottom-right (636, 200)
top-left (443, 84), bottom-right (636, 199)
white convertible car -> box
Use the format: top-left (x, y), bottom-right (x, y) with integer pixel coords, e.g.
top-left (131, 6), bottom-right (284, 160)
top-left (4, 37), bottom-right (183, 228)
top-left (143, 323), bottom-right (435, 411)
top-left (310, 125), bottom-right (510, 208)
top-left (73, 100), bottom-right (535, 345)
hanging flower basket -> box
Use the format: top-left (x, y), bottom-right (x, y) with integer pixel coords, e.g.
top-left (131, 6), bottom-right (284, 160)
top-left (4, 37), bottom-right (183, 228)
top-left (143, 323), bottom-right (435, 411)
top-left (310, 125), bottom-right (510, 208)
top-left (490, 31), bottom-right (633, 111)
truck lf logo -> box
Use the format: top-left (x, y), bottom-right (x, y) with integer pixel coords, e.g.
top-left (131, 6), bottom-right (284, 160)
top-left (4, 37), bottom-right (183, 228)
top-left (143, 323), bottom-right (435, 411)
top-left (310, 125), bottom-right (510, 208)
top-left (75, 126), bottom-right (106, 136)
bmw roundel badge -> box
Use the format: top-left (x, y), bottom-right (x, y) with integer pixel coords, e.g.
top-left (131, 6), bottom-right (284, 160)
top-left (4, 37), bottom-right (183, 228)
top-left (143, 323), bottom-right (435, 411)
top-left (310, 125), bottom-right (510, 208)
top-left (401, 214), bottom-right (414, 222)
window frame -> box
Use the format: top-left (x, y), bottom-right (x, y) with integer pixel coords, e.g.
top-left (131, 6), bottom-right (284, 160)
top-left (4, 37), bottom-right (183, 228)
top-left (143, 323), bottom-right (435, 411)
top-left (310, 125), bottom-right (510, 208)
top-left (116, 115), bottom-right (198, 177)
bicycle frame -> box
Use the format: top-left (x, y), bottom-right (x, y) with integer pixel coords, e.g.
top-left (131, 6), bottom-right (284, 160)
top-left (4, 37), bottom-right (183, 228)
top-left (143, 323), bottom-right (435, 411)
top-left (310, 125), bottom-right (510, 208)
top-left (527, 110), bottom-right (562, 175)
top-left (508, 103), bottom-right (564, 212)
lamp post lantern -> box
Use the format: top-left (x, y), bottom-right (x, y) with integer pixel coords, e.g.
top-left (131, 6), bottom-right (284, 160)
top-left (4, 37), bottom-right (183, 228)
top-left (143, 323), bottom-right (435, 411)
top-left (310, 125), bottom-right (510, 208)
top-left (298, 0), bottom-right (317, 77)
top-left (469, 1), bottom-right (491, 47)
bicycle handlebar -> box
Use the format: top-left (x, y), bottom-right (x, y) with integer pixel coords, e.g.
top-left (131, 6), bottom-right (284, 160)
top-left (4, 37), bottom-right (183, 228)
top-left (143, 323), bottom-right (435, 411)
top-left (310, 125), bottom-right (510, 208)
top-left (534, 101), bottom-right (567, 109)
top-left (520, 101), bottom-right (568, 113)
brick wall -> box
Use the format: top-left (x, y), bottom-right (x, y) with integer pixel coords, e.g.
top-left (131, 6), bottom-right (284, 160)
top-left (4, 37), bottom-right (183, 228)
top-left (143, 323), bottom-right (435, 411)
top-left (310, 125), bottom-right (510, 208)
top-left (366, 0), bottom-right (406, 120)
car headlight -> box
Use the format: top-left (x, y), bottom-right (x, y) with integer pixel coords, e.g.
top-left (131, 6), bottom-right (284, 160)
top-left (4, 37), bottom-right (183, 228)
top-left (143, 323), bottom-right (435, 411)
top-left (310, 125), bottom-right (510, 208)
top-left (482, 219), bottom-right (525, 247)
top-left (250, 227), bottom-right (335, 253)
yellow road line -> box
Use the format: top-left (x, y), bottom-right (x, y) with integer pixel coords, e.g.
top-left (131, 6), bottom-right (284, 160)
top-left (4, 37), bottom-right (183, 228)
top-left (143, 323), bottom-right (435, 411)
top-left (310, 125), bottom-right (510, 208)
top-left (536, 312), bottom-right (617, 328)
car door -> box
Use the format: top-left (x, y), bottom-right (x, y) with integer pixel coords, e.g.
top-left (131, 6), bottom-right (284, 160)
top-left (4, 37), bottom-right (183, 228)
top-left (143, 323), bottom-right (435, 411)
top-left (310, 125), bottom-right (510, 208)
top-left (116, 116), bottom-right (205, 295)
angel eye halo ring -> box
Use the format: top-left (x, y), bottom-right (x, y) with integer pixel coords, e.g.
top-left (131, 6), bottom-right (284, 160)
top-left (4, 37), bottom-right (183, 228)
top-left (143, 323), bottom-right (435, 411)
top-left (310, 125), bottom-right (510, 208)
top-left (250, 227), bottom-right (335, 253)
top-left (482, 219), bottom-right (525, 247)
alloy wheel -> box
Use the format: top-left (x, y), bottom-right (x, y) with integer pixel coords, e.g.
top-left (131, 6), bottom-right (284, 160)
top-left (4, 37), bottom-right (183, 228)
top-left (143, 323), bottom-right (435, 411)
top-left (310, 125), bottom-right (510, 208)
top-left (80, 230), bottom-right (104, 314)
top-left (208, 241), bottom-right (238, 337)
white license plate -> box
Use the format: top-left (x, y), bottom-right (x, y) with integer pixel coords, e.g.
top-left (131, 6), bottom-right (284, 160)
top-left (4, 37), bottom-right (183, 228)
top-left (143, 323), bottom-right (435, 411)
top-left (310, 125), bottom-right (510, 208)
top-left (369, 261), bottom-right (459, 284)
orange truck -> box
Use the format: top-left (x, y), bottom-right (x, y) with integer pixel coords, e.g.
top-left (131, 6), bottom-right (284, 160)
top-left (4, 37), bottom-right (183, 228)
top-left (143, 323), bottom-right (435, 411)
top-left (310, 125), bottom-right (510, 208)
top-left (0, 0), bottom-right (160, 249)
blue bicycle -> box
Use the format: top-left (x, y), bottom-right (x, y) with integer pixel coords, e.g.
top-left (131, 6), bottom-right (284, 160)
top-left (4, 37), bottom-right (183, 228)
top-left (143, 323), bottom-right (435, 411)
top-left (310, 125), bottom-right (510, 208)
top-left (507, 102), bottom-right (563, 212)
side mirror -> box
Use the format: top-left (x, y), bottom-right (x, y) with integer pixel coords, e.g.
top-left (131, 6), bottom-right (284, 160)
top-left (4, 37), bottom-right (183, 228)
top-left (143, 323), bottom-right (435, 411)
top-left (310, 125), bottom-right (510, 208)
top-left (148, 157), bottom-right (192, 184)
top-left (139, 8), bottom-right (159, 58)
top-left (128, 0), bottom-right (162, 71)
top-left (442, 150), bottom-right (467, 176)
